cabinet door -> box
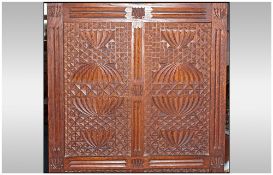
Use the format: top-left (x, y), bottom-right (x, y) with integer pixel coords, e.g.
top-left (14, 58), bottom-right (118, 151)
top-left (47, 3), bottom-right (228, 173)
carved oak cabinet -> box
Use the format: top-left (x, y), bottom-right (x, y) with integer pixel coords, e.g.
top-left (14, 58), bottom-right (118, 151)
top-left (47, 3), bottom-right (228, 173)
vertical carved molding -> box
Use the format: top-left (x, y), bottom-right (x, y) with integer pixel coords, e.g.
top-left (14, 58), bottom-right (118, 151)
top-left (131, 17), bottom-right (144, 158)
top-left (210, 3), bottom-right (228, 173)
top-left (47, 3), bottom-right (64, 173)
top-left (132, 100), bottom-right (143, 156)
top-left (134, 28), bottom-right (142, 80)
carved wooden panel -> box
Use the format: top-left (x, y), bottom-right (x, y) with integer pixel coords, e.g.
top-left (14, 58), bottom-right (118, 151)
top-left (47, 3), bottom-right (228, 173)
top-left (63, 22), bottom-right (132, 157)
top-left (144, 22), bottom-right (211, 156)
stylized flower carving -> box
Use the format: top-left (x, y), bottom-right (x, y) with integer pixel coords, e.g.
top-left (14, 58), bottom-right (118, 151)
top-left (82, 128), bottom-right (113, 148)
top-left (153, 63), bottom-right (203, 84)
top-left (73, 96), bottom-right (124, 116)
top-left (80, 30), bottom-right (114, 49)
top-left (152, 95), bottom-right (202, 116)
top-left (72, 63), bottom-right (122, 83)
top-left (161, 29), bottom-right (195, 48)
top-left (161, 130), bottom-right (195, 147)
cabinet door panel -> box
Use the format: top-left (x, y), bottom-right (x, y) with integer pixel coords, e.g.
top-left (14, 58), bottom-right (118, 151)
top-left (47, 3), bottom-right (228, 173)
top-left (143, 22), bottom-right (211, 156)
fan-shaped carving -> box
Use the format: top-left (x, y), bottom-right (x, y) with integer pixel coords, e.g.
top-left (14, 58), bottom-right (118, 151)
top-left (82, 128), bottom-right (113, 148)
top-left (73, 96), bottom-right (124, 116)
top-left (161, 29), bottom-right (195, 48)
top-left (72, 63), bottom-right (122, 83)
top-left (80, 30), bottom-right (114, 49)
top-left (161, 130), bottom-right (195, 147)
top-left (152, 95), bottom-right (201, 116)
top-left (153, 63), bottom-right (203, 84)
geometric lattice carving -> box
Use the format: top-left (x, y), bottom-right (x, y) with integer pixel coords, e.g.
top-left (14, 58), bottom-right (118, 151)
top-left (144, 22), bottom-right (211, 156)
top-left (82, 128), bottom-right (113, 149)
top-left (80, 30), bottom-right (114, 49)
top-left (73, 97), bottom-right (124, 116)
top-left (161, 29), bottom-right (195, 48)
top-left (72, 63), bottom-right (123, 83)
top-left (152, 95), bottom-right (202, 116)
top-left (153, 63), bottom-right (203, 84)
top-left (64, 22), bottom-right (132, 158)
top-left (160, 130), bottom-right (195, 147)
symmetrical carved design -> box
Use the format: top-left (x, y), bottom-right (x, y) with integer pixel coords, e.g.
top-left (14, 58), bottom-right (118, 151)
top-left (73, 97), bottom-right (124, 116)
top-left (64, 22), bottom-right (132, 157)
top-left (213, 8), bottom-right (226, 19)
top-left (80, 30), bottom-right (114, 49)
top-left (210, 156), bottom-right (224, 169)
top-left (161, 30), bottom-right (195, 49)
top-left (144, 23), bottom-right (211, 156)
top-left (72, 63), bottom-right (122, 83)
top-left (132, 8), bottom-right (145, 19)
top-left (153, 63), bottom-right (203, 84)
top-left (152, 95), bottom-right (202, 116)
top-left (82, 128), bottom-right (113, 149)
top-left (132, 85), bottom-right (143, 96)
top-left (209, 3), bottom-right (228, 172)
top-left (132, 159), bottom-right (144, 168)
top-left (160, 130), bottom-right (195, 147)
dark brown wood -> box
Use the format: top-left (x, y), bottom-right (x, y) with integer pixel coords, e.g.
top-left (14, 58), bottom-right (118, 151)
top-left (47, 2), bottom-right (228, 173)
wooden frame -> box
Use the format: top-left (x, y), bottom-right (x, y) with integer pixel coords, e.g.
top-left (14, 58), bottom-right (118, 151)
top-left (47, 3), bottom-right (228, 173)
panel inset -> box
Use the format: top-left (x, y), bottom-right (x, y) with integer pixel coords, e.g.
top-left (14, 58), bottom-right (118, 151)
top-left (144, 23), bottom-right (211, 156)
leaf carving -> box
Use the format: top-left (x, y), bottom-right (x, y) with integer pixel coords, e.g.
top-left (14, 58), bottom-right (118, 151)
top-left (152, 95), bottom-right (202, 116)
top-left (80, 30), bottom-right (114, 49)
top-left (161, 130), bottom-right (195, 147)
top-left (153, 63), bottom-right (203, 84)
top-left (73, 96), bottom-right (124, 116)
top-left (72, 63), bottom-right (122, 83)
top-left (82, 128), bottom-right (113, 148)
top-left (161, 29), bottom-right (195, 48)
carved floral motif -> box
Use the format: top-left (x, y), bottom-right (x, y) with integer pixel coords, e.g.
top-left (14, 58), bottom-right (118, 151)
top-left (82, 128), bottom-right (113, 149)
top-left (153, 63), bottom-right (203, 84)
top-left (72, 63), bottom-right (122, 83)
top-left (161, 130), bottom-right (196, 147)
top-left (161, 29), bottom-right (195, 48)
top-left (152, 95), bottom-right (202, 116)
top-left (73, 96), bottom-right (124, 116)
top-left (80, 30), bottom-right (114, 49)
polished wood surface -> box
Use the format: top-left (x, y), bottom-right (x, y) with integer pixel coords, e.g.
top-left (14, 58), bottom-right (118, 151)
top-left (47, 3), bottom-right (228, 173)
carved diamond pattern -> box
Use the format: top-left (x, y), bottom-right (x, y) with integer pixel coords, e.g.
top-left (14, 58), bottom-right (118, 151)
top-left (144, 23), bottom-right (211, 156)
top-left (64, 22), bottom-right (132, 157)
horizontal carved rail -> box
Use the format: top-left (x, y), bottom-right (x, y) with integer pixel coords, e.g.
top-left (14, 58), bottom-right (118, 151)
top-left (68, 160), bottom-right (127, 168)
top-left (149, 159), bottom-right (204, 167)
